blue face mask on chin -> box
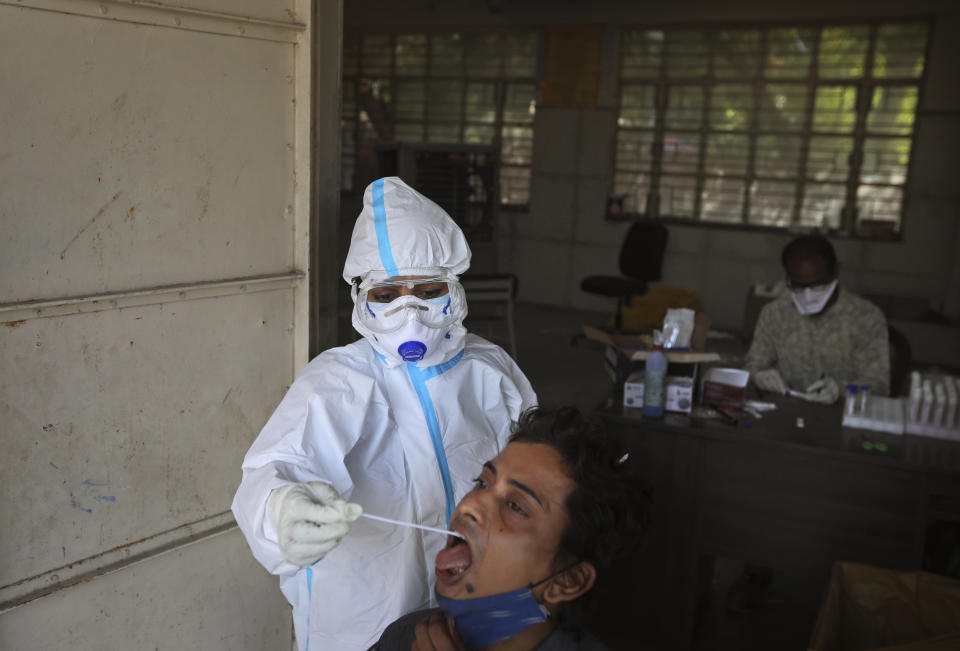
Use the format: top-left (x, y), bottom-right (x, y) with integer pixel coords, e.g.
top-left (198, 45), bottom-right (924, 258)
top-left (435, 586), bottom-right (550, 649)
top-left (433, 559), bottom-right (582, 648)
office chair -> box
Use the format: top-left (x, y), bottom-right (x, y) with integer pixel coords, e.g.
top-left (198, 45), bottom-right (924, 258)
top-left (580, 220), bottom-right (669, 331)
top-left (460, 272), bottom-right (519, 360)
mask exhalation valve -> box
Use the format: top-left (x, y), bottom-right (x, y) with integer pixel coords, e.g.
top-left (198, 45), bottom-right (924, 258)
top-left (398, 341), bottom-right (427, 362)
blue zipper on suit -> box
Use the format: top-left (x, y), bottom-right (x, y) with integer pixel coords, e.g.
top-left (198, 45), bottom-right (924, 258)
top-left (406, 348), bottom-right (464, 524)
top-left (305, 566), bottom-right (312, 651)
top-left (302, 349), bottom-right (465, 646)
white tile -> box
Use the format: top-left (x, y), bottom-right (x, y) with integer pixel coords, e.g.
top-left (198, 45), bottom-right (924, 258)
top-left (700, 258), bottom-right (759, 330)
top-left (660, 252), bottom-right (706, 290)
top-left (578, 109), bottom-right (616, 177)
top-left (706, 230), bottom-right (787, 263)
top-left (858, 271), bottom-right (945, 302)
top-left (922, 14), bottom-right (960, 111)
top-left (861, 214), bottom-right (954, 275)
top-left (909, 116), bottom-right (960, 198)
top-left (665, 224), bottom-right (710, 255)
top-left (574, 179), bottom-right (628, 246)
top-left (523, 174), bottom-right (577, 239)
top-left (532, 108), bottom-right (580, 175)
top-left (513, 238), bottom-right (574, 307)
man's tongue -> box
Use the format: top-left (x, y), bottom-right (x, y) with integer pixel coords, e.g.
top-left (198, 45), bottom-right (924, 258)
top-left (435, 541), bottom-right (472, 572)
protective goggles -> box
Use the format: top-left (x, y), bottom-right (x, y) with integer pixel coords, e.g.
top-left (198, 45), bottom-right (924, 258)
top-left (354, 275), bottom-right (466, 334)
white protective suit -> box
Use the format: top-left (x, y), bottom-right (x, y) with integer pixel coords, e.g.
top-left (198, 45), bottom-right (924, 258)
top-left (231, 177), bottom-right (537, 651)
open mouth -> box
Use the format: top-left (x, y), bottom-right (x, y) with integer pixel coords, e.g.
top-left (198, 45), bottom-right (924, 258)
top-left (434, 532), bottom-right (473, 583)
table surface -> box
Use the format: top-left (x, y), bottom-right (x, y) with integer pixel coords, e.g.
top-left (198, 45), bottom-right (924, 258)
top-left (602, 397), bottom-right (960, 478)
top-left (595, 397), bottom-right (960, 650)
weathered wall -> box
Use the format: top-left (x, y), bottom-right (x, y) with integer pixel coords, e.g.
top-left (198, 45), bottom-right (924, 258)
top-left (0, 0), bottom-right (333, 648)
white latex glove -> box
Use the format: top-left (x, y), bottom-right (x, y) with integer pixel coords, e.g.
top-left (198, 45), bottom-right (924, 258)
top-left (805, 377), bottom-right (840, 404)
top-left (753, 368), bottom-right (787, 395)
top-left (268, 482), bottom-right (363, 567)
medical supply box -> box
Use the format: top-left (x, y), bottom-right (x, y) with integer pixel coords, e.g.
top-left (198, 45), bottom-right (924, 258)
top-left (700, 367), bottom-right (750, 408)
top-left (623, 370), bottom-right (696, 412)
top-left (583, 313), bottom-right (721, 413)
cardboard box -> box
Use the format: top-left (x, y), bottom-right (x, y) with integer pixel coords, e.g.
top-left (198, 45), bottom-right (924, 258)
top-left (584, 311), bottom-right (715, 358)
top-left (808, 561), bottom-right (960, 651)
top-left (584, 313), bottom-right (721, 410)
top-left (623, 370), bottom-right (696, 413)
top-left (616, 286), bottom-right (699, 332)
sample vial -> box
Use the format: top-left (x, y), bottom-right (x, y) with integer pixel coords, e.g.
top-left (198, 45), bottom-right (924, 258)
top-left (946, 380), bottom-right (957, 429)
top-left (933, 383), bottom-right (946, 427)
top-left (921, 380), bottom-right (933, 424)
top-left (844, 385), bottom-right (858, 416)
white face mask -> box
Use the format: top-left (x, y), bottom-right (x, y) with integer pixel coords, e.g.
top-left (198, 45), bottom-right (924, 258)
top-left (791, 279), bottom-right (838, 315)
top-left (372, 313), bottom-right (451, 363)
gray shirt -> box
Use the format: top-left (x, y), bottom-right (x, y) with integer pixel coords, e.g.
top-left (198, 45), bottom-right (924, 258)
top-left (745, 288), bottom-right (890, 396)
top-left (369, 608), bottom-right (611, 651)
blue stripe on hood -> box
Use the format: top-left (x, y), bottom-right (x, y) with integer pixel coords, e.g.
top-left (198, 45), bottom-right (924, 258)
top-left (372, 179), bottom-right (400, 278)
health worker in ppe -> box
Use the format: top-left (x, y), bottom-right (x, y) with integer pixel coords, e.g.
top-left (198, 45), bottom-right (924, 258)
top-left (231, 176), bottom-right (537, 651)
top-left (745, 234), bottom-right (889, 404)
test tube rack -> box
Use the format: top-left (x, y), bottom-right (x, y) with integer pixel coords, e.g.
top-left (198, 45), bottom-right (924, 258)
top-left (904, 372), bottom-right (960, 442)
top-left (842, 396), bottom-right (905, 434)
top-left (841, 372), bottom-right (960, 441)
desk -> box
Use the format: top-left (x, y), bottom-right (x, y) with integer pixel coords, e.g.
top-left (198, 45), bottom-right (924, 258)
top-left (595, 399), bottom-right (960, 650)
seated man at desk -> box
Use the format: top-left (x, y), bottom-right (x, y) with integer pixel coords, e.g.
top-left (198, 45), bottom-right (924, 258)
top-left (746, 234), bottom-right (890, 403)
top-left (370, 406), bottom-right (649, 651)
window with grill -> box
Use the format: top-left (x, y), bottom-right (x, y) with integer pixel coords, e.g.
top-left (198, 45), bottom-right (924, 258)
top-left (342, 30), bottom-right (539, 206)
top-left (614, 21), bottom-right (928, 237)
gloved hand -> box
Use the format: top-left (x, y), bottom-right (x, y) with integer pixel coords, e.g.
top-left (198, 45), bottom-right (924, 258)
top-left (753, 368), bottom-right (787, 395)
top-left (268, 482), bottom-right (363, 567)
top-left (805, 377), bottom-right (840, 404)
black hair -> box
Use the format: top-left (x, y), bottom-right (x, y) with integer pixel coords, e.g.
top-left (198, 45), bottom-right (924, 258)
top-left (781, 234), bottom-right (837, 275)
top-left (507, 406), bottom-right (651, 628)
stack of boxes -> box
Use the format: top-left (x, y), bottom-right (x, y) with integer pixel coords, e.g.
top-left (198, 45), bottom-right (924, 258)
top-left (583, 312), bottom-right (721, 413)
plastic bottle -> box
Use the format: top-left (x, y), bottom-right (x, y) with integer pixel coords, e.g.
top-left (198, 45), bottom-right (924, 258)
top-left (642, 343), bottom-right (668, 419)
top-left (858, 385), bottom-right (869, 414)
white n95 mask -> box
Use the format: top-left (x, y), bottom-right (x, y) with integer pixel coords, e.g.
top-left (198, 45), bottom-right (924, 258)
top-left (791, 279), bottom-right (837, 315)
top-left (371, 312), bottom-right (453, 363)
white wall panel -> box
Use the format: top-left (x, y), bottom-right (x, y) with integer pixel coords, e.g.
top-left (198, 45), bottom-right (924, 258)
top-left (162, 0), bottom-right (300, 25)
top-left (531, 109), bottom-right (579, 175)
top-left (573, 177), bottom-right (625, 246)
top-left (0, 0), bottom-right (322, 647)
top-left (577, 109), bottom-right (615, 177)
top-left (0, 530), bottom-right (290, 651)
top-left (521, 173), bottom-right (577, 241)
top-left (0, 5), bottom-right (296, 304)
top-left (514, 240), bottom-right (573, 306)
top-left (1, 290), bottom-right (293, 587)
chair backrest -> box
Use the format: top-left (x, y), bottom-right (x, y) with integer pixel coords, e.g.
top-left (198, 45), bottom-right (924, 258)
top-left (619, 220), bottom-right (669, 281)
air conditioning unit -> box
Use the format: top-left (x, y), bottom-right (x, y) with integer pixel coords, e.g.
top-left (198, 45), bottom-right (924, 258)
top-left (375, 142), bottom-right (500, 272)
